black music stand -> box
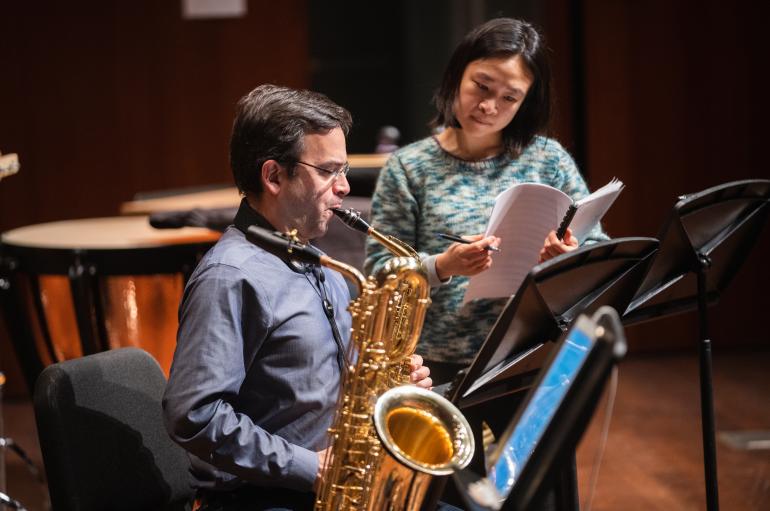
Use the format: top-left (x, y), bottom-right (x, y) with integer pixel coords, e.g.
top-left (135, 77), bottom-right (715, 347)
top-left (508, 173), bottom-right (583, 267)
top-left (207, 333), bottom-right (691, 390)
top-left (622, 179), bottom-right (770, 511)
top-left (452, 307), bottom-right (627, 511)
top-left (449, 236), bottom-right (659, 406)
top-left (428, 237), bottom-right (658, 511)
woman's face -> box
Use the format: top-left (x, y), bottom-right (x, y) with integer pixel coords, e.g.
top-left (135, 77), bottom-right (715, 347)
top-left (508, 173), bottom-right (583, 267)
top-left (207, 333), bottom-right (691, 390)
top-left (453, 55), bottom-right (534, 138)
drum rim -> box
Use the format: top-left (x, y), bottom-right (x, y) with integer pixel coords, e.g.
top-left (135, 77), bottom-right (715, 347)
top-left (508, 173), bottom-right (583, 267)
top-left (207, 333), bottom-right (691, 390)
top-left (1, 241), bottom-right (215, 275)
top-left (0, 216), bottom-right (220, 250)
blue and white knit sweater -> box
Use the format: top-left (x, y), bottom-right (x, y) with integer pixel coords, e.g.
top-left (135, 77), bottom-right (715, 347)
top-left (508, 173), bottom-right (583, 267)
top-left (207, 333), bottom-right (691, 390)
top-left (364, 135), bottom-right (608, 364)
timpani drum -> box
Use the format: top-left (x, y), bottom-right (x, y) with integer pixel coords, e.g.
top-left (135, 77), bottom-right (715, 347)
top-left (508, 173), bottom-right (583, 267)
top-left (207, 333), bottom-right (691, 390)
top-left (0, 216), bottom-right (219, 389)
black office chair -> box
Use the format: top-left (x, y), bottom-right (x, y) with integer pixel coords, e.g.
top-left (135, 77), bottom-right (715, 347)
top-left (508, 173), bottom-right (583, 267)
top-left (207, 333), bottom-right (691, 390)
top-left (33, 348), bottom-right (194, 511)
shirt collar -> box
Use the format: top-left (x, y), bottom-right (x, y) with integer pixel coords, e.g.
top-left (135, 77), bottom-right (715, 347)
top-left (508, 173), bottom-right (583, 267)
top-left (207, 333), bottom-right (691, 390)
top-left (233, 197), bottom-right (275, 234)
top-left (233, 198), bottom-right (315, 274)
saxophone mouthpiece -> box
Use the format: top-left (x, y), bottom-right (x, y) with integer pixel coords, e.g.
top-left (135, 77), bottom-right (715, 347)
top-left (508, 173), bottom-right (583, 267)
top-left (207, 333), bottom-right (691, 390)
top-left (332, 207), bottom-right (371, 234)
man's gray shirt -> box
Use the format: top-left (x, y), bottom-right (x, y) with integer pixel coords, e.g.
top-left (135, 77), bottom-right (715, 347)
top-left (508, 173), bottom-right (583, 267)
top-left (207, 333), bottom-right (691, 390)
top-left (162, 202), bottom-right (351, 493)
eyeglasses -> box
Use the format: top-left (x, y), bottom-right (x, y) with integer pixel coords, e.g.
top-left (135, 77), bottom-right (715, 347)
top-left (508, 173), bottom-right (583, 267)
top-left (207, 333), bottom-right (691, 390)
top-left (294, 160), bottom-right (350, 180)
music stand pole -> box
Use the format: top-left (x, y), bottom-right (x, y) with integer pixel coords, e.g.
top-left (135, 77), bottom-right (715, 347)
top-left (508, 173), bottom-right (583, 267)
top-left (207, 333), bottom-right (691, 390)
top-left (0, 372), bottom-right (4, 493)
top-left (696, 255), bottom-right (719, 511)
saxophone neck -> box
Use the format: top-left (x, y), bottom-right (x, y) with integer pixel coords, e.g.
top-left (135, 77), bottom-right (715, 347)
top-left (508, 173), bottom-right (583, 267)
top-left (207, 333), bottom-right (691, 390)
top-left (332, 207), bottom-right (419, 259)
top-left (368, 228), bottom-right (419, 259)
top-left (319, 255), bottom-right (367, 295)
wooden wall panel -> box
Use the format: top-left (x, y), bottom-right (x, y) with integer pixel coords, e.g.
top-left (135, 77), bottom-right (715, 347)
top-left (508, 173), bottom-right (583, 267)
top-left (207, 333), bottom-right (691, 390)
top-left (579, 0), bottom-right (770, 351)
top-left (0, 0), bottom-right (309, 229)
top-left (0, 0), bottom-right (309, 396)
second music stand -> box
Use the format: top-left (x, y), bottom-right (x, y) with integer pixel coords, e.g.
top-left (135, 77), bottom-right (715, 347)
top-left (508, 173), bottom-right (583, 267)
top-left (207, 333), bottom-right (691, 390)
top-left (622, 179), bottom-right (770, 511)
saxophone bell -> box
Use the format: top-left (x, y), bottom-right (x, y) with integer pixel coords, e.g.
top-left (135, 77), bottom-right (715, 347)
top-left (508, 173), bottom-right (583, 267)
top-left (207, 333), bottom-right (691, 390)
top-left (364, 385), bottom-right (475, 511)
top-left (374, 385), bottom-right (474, 475)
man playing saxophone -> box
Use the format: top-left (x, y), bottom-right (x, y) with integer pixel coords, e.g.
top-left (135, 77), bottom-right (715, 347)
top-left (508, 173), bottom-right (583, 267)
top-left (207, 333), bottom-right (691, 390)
top-left (162, 84), bottom-right (433, 511)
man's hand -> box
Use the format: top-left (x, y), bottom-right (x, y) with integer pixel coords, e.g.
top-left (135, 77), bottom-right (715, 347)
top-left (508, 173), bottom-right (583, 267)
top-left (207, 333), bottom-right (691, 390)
top-left (314, 447), bottom-right (332, 494)
top-left (539, 228), bottom-right (578, 263)
top-left (435, 234), bottom-right (500, 280)
top-left (409, 354), bottom-right (433, 389)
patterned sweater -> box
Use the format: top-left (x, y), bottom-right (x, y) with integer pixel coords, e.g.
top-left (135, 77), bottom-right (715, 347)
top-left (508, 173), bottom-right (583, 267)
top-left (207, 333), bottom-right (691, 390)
top-left (364, 135), bottom-right (607, 364)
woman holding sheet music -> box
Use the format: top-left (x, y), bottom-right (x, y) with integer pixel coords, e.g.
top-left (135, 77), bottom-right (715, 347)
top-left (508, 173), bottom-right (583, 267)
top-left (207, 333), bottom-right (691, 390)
top-left (365, 18), bottom-right (608, 384)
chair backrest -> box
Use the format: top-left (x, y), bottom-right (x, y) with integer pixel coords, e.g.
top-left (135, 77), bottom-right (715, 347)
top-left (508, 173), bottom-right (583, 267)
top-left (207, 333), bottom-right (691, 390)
top-left (33, 348), bottom-right (193, 511)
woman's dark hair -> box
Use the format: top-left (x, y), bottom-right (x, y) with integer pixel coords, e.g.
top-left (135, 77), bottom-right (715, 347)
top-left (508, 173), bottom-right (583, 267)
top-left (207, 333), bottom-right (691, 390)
top-left (432, 18), bottom-right (551, 158)
top-left (230, 84), bottom-right (353, 195)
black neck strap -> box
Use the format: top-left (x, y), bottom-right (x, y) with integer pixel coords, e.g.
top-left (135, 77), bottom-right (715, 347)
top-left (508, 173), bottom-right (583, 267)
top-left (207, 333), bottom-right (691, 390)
top-left (310, 266), bottom-right (349, 371)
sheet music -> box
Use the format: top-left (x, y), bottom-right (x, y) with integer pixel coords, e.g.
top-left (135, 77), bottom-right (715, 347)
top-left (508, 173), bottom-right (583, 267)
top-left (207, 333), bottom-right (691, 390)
top-left (570, 178), bottom-right (624, 240)
top-left (463, 180), bottom-right (623, 303)
top-left (463, 183), bottom-right (571, 303)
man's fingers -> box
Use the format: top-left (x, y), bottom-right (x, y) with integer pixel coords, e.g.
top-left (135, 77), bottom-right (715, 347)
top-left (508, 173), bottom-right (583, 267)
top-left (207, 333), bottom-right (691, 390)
top-left (415, 376), bottom-right (433, 389)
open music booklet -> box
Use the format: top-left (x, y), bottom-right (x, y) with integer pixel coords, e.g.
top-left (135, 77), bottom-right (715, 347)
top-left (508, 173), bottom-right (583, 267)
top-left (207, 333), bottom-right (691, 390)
top-left (463, 178), bottom-right (624, 303)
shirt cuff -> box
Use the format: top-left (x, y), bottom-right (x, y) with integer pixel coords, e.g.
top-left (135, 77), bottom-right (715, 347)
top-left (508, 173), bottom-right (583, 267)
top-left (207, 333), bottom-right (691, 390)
top-left (421, 254), bottom-right (452, 288)
top-left (285, 444), bottom-right (318, 492)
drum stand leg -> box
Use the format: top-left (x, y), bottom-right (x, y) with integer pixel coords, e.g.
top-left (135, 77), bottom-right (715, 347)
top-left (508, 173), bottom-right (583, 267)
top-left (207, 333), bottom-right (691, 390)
top-left (68, 258), bottom-right (106, 355)
top-left (0, 372), bottom-right (35, 511)
top-left (0, 263), bottom-right (45, 391)
top-left (0, 491), bottom-right (28, 510)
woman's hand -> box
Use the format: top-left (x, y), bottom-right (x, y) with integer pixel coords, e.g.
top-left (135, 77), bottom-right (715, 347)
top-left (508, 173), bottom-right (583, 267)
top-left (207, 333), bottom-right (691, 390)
top-left (409, 354), bottom-right (433, 389)
top-left (538, 228), bottom-right (578, 263)
top-left (435, 234), bottom-right (500, 280)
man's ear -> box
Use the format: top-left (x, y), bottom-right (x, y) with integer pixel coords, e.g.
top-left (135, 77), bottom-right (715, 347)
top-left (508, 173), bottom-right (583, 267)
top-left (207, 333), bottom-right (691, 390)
top-left (261, 160), bottom-right (283, 196)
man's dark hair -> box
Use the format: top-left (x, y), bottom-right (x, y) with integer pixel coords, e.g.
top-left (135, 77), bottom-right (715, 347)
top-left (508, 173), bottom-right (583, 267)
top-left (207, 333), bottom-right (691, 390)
top-left (432, 18), bottom-right (551, 158)
top-left (230, 84), bottom-right (353, 194)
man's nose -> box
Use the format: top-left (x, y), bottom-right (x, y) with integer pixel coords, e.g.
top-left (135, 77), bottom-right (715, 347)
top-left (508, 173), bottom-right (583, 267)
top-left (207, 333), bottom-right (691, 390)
top-left (333, 173), bottom-right (350, 196)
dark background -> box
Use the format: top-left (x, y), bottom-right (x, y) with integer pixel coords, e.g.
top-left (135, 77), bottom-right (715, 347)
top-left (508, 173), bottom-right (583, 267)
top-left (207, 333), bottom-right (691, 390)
top-left (1, 0), bottom-right (768, 397)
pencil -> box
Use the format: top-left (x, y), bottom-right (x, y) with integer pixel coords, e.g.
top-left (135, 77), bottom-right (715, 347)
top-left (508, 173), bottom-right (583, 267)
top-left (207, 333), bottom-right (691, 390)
top-left (436, 233), bottom-right (501, 252)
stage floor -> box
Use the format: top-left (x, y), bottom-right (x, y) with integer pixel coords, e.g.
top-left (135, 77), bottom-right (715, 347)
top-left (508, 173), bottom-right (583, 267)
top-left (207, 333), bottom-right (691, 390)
top-left (576, 347), bottom-right (770, 510)
top-left (3, 347), bottom-right (769, 510)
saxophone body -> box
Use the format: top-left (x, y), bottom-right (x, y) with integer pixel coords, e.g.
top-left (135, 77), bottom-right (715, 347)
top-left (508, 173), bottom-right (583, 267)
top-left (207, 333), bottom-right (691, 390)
top-left (313, 209), bottom-right (474, 511)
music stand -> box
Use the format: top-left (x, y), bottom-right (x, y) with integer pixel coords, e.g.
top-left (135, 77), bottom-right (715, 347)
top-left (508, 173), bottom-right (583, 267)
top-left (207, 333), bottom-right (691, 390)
top-left (452, 306), bottom-right (627, 511)
top-left (622, 179), bottom-right (770, 511)
top-left (428, 237), bottom-right (657, 511)
top-left (449, 236), bottom-right (659, 406)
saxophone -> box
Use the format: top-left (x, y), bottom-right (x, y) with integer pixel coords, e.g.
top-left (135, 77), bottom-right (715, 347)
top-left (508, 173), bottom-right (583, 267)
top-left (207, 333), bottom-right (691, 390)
top-left (246, 215), bottom-right (474, 511)
top-left (315, 209), bottom-right (474, 511)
